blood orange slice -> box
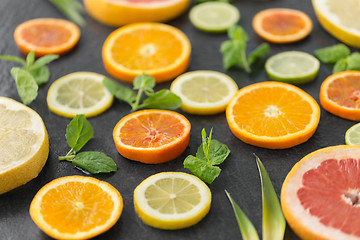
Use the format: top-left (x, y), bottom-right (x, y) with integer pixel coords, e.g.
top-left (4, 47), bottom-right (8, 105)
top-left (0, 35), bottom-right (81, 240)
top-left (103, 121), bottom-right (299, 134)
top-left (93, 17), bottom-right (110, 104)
top-left (281, 145), bottom-right (360, 240)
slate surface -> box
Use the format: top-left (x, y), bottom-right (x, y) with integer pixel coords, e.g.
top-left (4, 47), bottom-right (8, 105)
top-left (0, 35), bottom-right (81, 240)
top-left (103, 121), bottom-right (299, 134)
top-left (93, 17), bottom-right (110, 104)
top-left (0, 0), bottom-right (355, 239)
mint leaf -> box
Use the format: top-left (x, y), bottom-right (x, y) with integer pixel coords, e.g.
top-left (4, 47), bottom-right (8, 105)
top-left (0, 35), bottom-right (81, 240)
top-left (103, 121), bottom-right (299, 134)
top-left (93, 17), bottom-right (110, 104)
top-left (228, 24), bottom-right (248, 41)
top-left (72, 151), bottom-right (117, 174)
top-left (220, 40), bottom-right (245, 70)
top-left (315, 44), bottom-right (351, 64)
top-left (0, 55), bottom-right (26, 66)
top-left (29, 54), bottom-right (59, 70)
top-left (197, 140), bottom-right (230, 165)
top-left (65, 114), bottom-right (94, 153)
top-left (141, 89), bottom-right (182, 110)
top-left (133, 73), bottom-right (155, 94)
top-left (346, 52), bottom-right (360, 71)
top-left (26, 51), bottom-right (35, 67)
top-left (10, 67), bottom-right (38, 105)
top-left (333, 58), bottom-right (348, 73)
top-left (30, 66), bottom-right (50, 85)
top-left (184, 155), bottom-right (221, 184)
top-left (103, 78), bottom-right (137, 105)
top-left (49, 0), bottom-right (85, 26)
top-left (248, 43), bottom-right (270, 65)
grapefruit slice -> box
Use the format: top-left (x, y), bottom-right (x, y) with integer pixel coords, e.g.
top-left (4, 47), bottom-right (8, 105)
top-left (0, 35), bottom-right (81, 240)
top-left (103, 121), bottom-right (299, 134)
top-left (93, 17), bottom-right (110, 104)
top-left (281, 145), bottom-right (360, 240)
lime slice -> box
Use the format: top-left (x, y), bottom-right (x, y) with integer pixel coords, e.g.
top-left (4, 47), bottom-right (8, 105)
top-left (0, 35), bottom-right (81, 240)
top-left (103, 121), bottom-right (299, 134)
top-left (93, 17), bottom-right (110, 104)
top-left (189, 2), bottom-right (240, 33)
top-left (345, 123), bottom-right (360, 145)
top-left (265, 51), bottom-right (320, 85)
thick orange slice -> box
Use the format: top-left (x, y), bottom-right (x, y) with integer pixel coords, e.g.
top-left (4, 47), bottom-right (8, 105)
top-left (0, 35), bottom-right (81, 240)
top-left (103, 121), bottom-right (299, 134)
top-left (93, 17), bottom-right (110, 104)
top-left (226, 81), bottom-right (320, 149)
top-left (320, 70), bottom-right (360, 121)
top-left (281, 145), bottom-right (360, 240)
top-left (252, 8), bottom-right (313, 43)
top-left (113, 109), bottom-right (191, 164)
top-left (14, 18), bottom-right (80, 57)
top-left (102, 22), bottom-right (191, 83)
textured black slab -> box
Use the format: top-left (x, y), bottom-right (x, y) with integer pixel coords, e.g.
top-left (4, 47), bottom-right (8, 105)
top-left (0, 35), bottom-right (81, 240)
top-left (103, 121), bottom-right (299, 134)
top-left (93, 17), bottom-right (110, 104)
top-left (0, 0), bottom-right (355, 239)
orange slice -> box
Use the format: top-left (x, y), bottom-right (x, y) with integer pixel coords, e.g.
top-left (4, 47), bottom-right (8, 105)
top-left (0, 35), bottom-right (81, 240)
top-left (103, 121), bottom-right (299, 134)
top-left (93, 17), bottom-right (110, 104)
top-left (102, 22), bottom-right (191, 83)
top-left (252, 8), bottom-right (313, 43)
top-left (281, 145), bottom-right (360, 240)
top-left (113, 109), bottom-right (191, 164)
top-left (14, 18), bottom-right (80, 57)
top-left (320, 70), bottom-right (360, 121)
top-left (84, 0), bottom-right (190, 26)
top-left (30, 176), bottom-right (123, 239)
top-left (226, 81), bottom-right (320, 149)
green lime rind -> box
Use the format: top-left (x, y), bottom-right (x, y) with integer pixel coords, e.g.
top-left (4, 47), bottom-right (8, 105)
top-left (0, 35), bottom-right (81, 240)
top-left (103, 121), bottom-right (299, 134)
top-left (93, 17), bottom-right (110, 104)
top-left (189, 2), bottom-right (240, 33)
top-left (265, 51), bottom-right (320, 85)
top-left (345, 123), bottom-right (360, 145)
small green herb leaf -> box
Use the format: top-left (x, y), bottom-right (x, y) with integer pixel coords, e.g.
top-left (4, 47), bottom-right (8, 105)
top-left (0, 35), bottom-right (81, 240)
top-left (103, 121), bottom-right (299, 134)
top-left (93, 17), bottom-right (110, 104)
top-left (133, 73), bottom-right (155, 92)
top-left (29, 54), bottom-right (59, 70)
top-left (248, 43), bottom-right (270, 65)
top-left (26, 51), bottom-right (35, 68)
top-left (225, 190), bottom-right (260, 240)
top-left (228, 24), bottom-right (248, 41)
top-left (49, 0), bottom-right (85, 26)
top-left (103, 78), bottom-right (137, 105)
top-left (346, 52), bottom-right (360, 71)
top-left (197, 139), bottom-right (230, 165)
top-left (30, 66), bottom-right (50, 85)
top-left (72, 151), bottom-right (117, 174)
top-left (65, 114), bottom-right (94, 153)
top-left (220, 40), bottom-right (245, 70)
top-left (184, 155), bottom-right (221, 184)
top-left (10, 67), bottom-right (38, 105)
top-left (0, 55), bottom-right (27, 66)
top-left (333, 58), bottom-right (348, 73)
top-left (315, 44), bottom-right (351, 64)
top-left (141, 89), bottom-right (182, 110)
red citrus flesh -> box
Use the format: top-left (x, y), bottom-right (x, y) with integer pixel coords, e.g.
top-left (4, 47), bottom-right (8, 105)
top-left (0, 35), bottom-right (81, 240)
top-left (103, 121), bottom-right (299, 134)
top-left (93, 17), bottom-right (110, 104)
top-left (262, 13), bottom-right (306, 36)
top-left (325, 75), bottom-right (360, 109)
top-left (20, 24), bottom-right (71, 47)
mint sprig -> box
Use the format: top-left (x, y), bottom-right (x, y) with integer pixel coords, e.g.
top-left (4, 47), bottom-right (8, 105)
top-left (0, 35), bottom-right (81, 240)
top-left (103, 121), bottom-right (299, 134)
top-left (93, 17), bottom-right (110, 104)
top-left (0, 51), bottom-right (59, 105)
top-left (184, 128), bottom-right (230, 184)
top-left (49, 0), bottom-right (85, 26)
top-left (103, 73), bottom-right (182, 111)
top-left (59, 115), bottom-right (117, 174)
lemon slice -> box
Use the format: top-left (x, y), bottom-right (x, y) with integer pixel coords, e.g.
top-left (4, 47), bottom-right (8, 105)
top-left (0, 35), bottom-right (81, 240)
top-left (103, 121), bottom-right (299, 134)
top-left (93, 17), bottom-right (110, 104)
top-left (47, 72), bottom-right (114, 118)
top-left (312, 0), bottom-right (360, 48)
top-left (345, 123), bottom-right (360, 145)
top-left (0, 97), bottom-right (49, 194)
top-left (133, 172), bottom-right (211, 230)
top-left (170, 70), bottom-right (238, 115)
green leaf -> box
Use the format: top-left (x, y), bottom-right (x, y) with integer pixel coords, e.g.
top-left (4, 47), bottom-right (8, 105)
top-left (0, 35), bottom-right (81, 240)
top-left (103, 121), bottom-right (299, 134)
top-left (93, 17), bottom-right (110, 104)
top-left (103, 78), bottom-right (137, 105)
top-left (333, 58), bottom-right (348, 73)
top-left (220, 40), bottom-right (245, 70)
top-left (29, 54), bottom-right (59, 70)
top-left (72, 151), bottom-right (117, 174)
top-left (133, 73), bottom-right (155, 92)
top-left (225, 190), bottom-right (260, 240)
top-left (183, 155), bottom-right (221, 184)
top-left (346, 52), bottom-right (360, 71)
top-left (255, 155), bottom-right (285, 240)
top-left (30, 66), bottom-right (50, 85)
top-left (314, 44), bottom-right (351, 64)
top-left (248, 43), bottom-right (270, 65)
top-left (49, 0), bottom-right (85, 26)
top-left (10, 67), bottom-right (38, 105)
top-left (141, 89), bottom-right (182, 110)
top-left (196, 139), bottom-right (230, 165)
top-left (26, 51), bottom-right (35, 68)
top-left (66, 114), bottom-right (94, 153)
top-left (228, 25), bottom-right (248, 42)
top-left (0, 55), bottom-right (26, 66)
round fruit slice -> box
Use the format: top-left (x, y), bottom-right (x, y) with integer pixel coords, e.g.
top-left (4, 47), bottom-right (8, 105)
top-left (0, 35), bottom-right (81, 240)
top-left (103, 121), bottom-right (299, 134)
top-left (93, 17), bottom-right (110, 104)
top-left (0, 97), bottom-right (49, 194)
top-left (134, 172), bottom-right (211, 230)
top-left (47, 72), bottom-right (114, 118)
top-left (84, 0), bottom-right (190, 26)
top-left (265, 51), bottom-right (320, 85)
top-left (189, 2), bottom-right (240, 33)
top-left (252, 8), bottom-right (313, 43)
top-left (226, 81), bottom-right (320, 149)
top-left (281, 145), bottom-right (360, 240)
top-left (345, 123), bottom-right (360, 145)
top-left (312, 0), bottom-right (360, 48)
top-left (30, 176), bottom-right (123, 239)
top-left (320, 71), bottom-right (360, 121)
top-left (14, 18), bottom-right (80, 57)
top-left (170, 70), bottom-right (238, 115)
top-left (113, 109), bottom-right (191, 164)
top-left (102, 22), bottom-right (191, 83)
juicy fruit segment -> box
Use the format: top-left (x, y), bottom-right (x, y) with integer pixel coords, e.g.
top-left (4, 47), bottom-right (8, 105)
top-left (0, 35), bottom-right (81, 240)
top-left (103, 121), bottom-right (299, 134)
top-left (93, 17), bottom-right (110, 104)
top-left (113, 110), bottom-right (191, 163)
top-left (0, 97), bottom-right (49, 194)
top-left (30, 176), bottom-right (123, 239)
top-left (134, 172), bottom-right (211, 229)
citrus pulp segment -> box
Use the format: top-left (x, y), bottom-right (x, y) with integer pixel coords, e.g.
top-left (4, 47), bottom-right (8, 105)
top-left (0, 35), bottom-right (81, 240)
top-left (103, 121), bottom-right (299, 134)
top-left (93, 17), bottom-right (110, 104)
top-left (265, 51), bottom-right (320, 85)
top-left (252, 8), bottom-right (313, 43)
top-left (47, 72), bottom-right (114, 118)
top-left (170, 70), bottom-right (238, 115)
top-left (0, 97), bottom-right (49, 194)
top-left (312, 0), bottom-right (360, 48)
top-left (102, 22), bottom-right (191, 83)
top-left (346, 123), bottom-right (360, 145)
top-left (84, 0), bottom-right (190, 26)
top-left (14, 18), bottom-right (80, 57)
top-left (226, 81), bottom-right (320, 149)
top-left (281, 145), bottom-right (360, 240)
top-left (30, 176), bottom-right (123, 239)
top-left (113, 109), bottom-right (191, 164)
top-left (133, 172), bottom-right (211, 230)
top-left (320, 71), bottom-right (360, 121)
top-left (189, 2), bottom-right (240, 33)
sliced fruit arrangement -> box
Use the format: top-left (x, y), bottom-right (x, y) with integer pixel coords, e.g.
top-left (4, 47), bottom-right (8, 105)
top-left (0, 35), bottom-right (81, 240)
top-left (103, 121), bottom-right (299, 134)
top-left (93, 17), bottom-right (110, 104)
top-left (47, 72), bottom-right (114, 118)
top-left (30, 176), bottom-right (123, 239)
top-left (345, 123), bottom-right (360, 145)
top-left (84, 0), bottom-right (190, 26)
top-left (102, 22), bottom-right (191, 83)
top-left (252, 8), bottom-right (313, 43)
top-left (170, 70), bottom-right (238, 115)
top-left (320, 70), bottom-right (360, 121)
top-left (14, 18), bottom-right (80, 57)
top-left (0, 97), bottom-right (49, 194)
top-left (134, 172), bottom-right (211, 230)
top-left (281, 145), bottom-right (360, 240)
top-left (113, 109), bottom-right (191, 164)
top-left (226, 81), bottom-right (320, 149)
top-left (265, 51), bottom-right (320, 85)
top-left (189, 2), bottom-right (240, 33)
top-left (312, 0), bottom-right (360, 48)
